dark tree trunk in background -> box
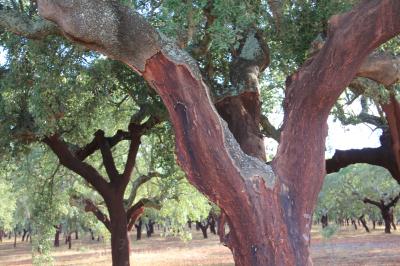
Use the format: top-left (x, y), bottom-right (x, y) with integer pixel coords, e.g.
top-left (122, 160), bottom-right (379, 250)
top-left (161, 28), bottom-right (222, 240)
top-left (135, 219), bottom-right (143, 240)
top-left (383, 210), bottom-right (392, 233)
top-left (54, 224), bottom-right (61, 247)
top-left (75, 230), bottom-right (79, 240)
top-left (372, 220), bottom-right (376, 230)
top-left (13, 230), bottom-right (17, 248)
top-left (36, 1), bottom-right (400, 265)
top-left (351, 219), bottom-right (358, 230)
top-left (145, 220), bottom-right (155, 237)
top-left (321, 214), bottom-right (328, 228)
top-left (188, 220), bottom-right (192, 229)
top-left (89, 229), bottom-right (95, 240)
top-left (0, 230), bottom-right (3, 242)
top-left (196, 222), bottom-right (209, 239)
top-left (209, 216), bottom-right (217, 235)
top-left (389, 208), bottom-right (397, 230)
top-left (67, 234), bottom-right (72, 249)
top-left (21, 229), bottom-right (27, 242)
top-left (359, 215), bottom-right (370, 233)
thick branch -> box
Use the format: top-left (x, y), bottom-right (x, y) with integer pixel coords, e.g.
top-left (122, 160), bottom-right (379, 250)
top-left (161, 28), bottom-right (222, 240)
top-left (126, 198), bottom-right (161, 231)
top-left (260, 114), bottom-right (280, 142)
top-left (363, 197), bottom-right (381, 208)
top-left (0, 9), bottom-right (60, 39)
top-left (387, 193), bottom-right (400, 208)
top-left (43, 135), bottom-right (110, 198)
top-left (75, 129), bottom-right (130, 161)
top-left (326, 148), bottom-right (386, 174)
top-left (94, 130), bottom-right (120, 182)
top-left (357, 53), bottom-right (400, 86)
top-left (120, 124), bottom-right (143, 191)
top-left (82, 198), bottom-right (111, 232)
top-left (126, 172), bottom-right (160, 207)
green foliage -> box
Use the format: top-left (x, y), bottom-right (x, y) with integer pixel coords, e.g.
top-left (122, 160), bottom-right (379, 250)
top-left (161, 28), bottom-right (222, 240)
top-left (0, 178), bottom-right (16, 231)
top-left (316, 164), bottom-right (400, 222)
top-left (321, 224), bottom-right (339, 239)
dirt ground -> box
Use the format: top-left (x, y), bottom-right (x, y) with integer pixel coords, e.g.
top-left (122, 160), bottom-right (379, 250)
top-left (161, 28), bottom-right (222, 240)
top-left (1, 226), bottom-right (400, 265)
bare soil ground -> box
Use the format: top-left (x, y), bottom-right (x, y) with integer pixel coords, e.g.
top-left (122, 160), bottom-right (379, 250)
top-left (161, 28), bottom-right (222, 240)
top-left (1, 226), bottom-right (400, 265)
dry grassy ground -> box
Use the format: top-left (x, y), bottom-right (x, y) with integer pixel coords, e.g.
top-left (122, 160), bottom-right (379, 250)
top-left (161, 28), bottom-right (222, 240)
top-left (1, 226), bottom-right (400, 265)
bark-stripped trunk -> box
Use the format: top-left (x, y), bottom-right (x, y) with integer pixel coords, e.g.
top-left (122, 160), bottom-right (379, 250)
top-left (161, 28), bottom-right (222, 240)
top-left (107, 198), bottom-right (130, 266)
top-left (37, 0), bottom-right (400, 265)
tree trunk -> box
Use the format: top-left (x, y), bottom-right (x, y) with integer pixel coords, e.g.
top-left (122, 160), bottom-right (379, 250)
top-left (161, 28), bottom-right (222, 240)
top-left (359, 215), bottom-right (370, 233)
top-left (107, 199), bottom-right (130, 266)
top-left (135, 219), bottom-right (142, 241)
top-left (21, 229), bottom-right (27, 242)
top-left (188, 220), bottom-right (192, 229)
top-left (209, 217), bottom-right (217, 235)
top-left (0, 229), bottom-right (3, 242)
top-left (321, 214), bottom-right (328, 228)
top-left (196, 222), bottom-right (209, 239)
top-left (89, 229), bottom-right (95, 240)
top-left (13, 230), bottom-right (17, 248)
top-left (351, 219), bottom-right (358, 230)
top-left (54, 225), bottom-right (61, 247)
top-left (75, 230), bottom-right (79, 240)
top-left (67, 234), bottom-right (72, 249)
top-left (372, 220), bottom-right (376, 230)
top-left (382, 209), bottom-right (392, 234)
top-left (145, 220), bottom-right (155, 237)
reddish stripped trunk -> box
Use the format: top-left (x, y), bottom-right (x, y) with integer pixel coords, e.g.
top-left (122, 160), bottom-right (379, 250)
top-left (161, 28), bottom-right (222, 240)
top-left (106, 197), bottom-right (130, 266)
top-left (382, 94), bottom-right (400, 178)
top-left (143, 52), bottom-right (302, 265)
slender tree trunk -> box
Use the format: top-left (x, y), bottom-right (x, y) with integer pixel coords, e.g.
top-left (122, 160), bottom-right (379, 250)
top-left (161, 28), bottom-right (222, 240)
top-left (75, 230), bottom-right (79, 240)
top-left (0, 229), bottom-right (3, 242)
top-left (89, 229), bottom-right (95, 240)
top-left (21, 229), bottom-right (27, 242)
top-left (67, 234), bottom-right (72, 249)
top-left (188, 220), bottom-right (192, 229)
top-left (359, 215), bottom-right (370, 233)
top-left (107, 198), bottom-right (130, 266)
top-left (54, 225), bottom-right (61, 247)
top-left (135, 219), bottom-right (142, 241)
top-left (209, 216), bottom-right (217, 235)
top-left (321, 214), bottom-right (328, 228)
top-left (351, 219), bottom-right (358, 230)
top-left (13, 230), bottom-right (17, 248)
top-left (372, 220), bottom-right (376, 230)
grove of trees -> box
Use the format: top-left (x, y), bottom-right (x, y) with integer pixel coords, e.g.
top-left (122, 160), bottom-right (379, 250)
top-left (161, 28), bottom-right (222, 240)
top-left (0, 0), bottom-right (399, 265)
